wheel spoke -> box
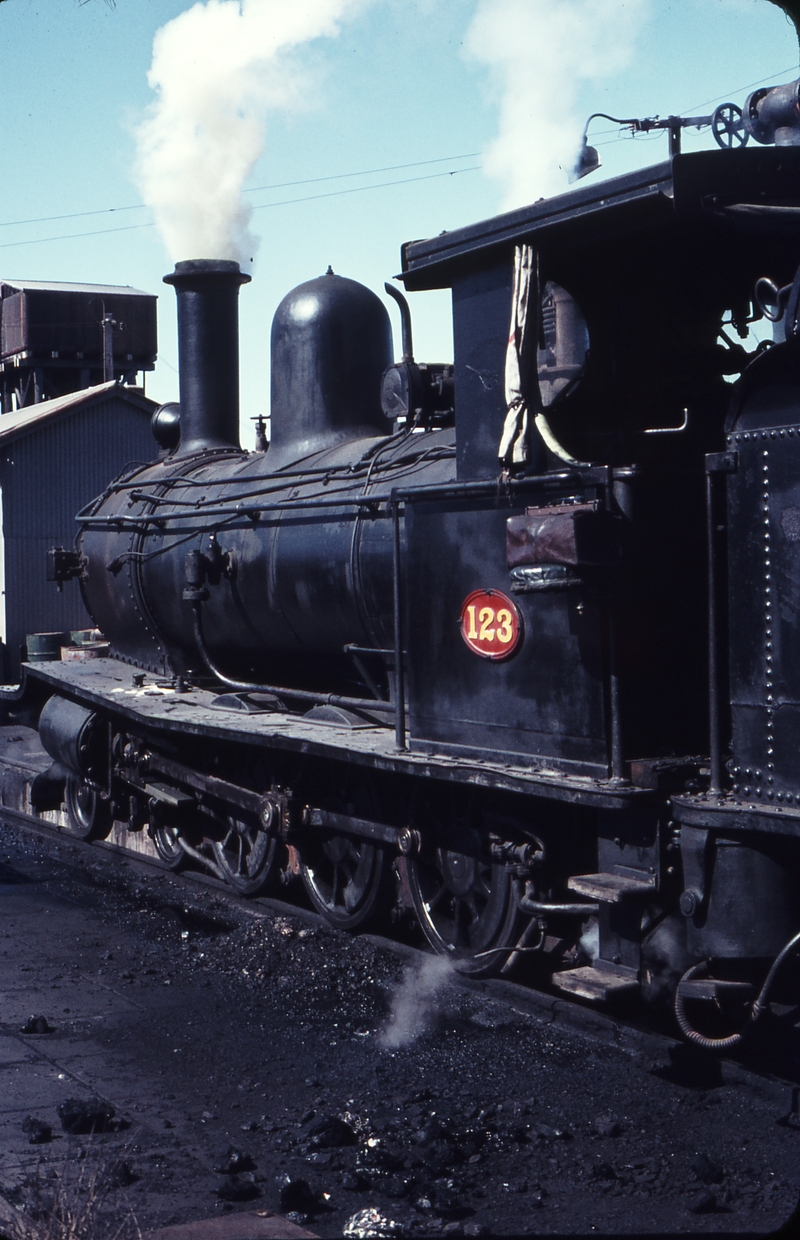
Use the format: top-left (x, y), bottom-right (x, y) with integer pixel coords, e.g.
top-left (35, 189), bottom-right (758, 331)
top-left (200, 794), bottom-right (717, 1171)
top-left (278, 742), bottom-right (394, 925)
top-left (340, 858), bottom-right (357, 885)
top-left (453, 897), bottom-right (468, 943)
top-left (425, 881), bottom-right (448, 912)
top-left (473, 873), bottom-right (491, 901)
top-left (343, 879), bottom-right (361, 913)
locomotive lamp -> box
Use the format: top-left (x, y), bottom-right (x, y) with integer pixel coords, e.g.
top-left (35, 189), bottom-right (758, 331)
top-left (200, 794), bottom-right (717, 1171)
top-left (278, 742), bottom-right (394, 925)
top-left (570, 135), bottom-right (601, 183)
top-left (571, 102), bottom-right (748, 182)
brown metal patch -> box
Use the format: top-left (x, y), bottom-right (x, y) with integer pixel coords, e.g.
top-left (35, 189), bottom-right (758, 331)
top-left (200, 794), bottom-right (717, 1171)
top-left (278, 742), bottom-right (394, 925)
top-left (506, 502), bottom-right (619, 568)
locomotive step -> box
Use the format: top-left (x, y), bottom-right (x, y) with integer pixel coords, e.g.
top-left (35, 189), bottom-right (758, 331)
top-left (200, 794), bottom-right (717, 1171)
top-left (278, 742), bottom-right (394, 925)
top-left (567, 872), bottom-right (656, 903)
top-left (551, 962), bottom-right (640, 1002)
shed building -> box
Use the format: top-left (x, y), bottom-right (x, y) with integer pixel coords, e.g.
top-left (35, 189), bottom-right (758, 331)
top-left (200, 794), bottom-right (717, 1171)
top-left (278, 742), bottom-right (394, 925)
top-left (0, 381), bottom-right (158, 681)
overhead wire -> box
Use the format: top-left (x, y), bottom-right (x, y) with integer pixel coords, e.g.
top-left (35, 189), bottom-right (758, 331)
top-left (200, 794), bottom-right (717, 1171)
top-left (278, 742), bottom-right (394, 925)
top-left (0, 152), bottom-right (480, 232)
top-left (680, 62), bottom-right (799, 115)
top-left (0, 166), bottom-right (479, 252)
top-left (250, 165), bottom-right (480, 213)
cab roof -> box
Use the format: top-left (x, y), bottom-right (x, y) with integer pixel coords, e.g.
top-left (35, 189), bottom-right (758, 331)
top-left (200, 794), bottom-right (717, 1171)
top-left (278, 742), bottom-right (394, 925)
top-left (400, 147), bottom-right (800, 291)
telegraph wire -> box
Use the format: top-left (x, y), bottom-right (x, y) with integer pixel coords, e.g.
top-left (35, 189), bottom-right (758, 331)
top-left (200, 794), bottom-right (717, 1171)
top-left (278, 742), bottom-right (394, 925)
top-left (0, 165), bottom-right (480, 251)
top-left (245, 153), bottom-right (480, 196)
top-left (0, 153), bottom-right (480, 232)
top-left (0, 222), bottom-right (153, 250)
top-left (680, 63), bottom-right (799, 116)
top-left (249, 166), bottom-right (480, 213)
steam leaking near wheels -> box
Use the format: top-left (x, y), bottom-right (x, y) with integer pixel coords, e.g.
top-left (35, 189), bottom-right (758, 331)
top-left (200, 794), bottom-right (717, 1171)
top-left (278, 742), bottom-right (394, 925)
top-left (379, 954), bottom-right (455, 1050)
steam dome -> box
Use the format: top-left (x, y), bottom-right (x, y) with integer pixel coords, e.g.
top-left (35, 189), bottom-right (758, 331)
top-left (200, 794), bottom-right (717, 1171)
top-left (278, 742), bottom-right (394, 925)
top-left (269, 270), bottom-right (393, 468)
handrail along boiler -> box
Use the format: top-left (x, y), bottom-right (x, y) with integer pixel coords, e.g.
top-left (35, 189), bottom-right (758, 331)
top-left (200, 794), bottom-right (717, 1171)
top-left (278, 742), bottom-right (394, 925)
top-left (24, 78), bottom-right (800, 1046)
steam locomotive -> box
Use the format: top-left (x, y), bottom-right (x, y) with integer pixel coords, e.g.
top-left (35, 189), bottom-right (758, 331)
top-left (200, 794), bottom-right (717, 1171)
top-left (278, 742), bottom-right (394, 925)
top-left (11, 79), bottom-right (800, 1050)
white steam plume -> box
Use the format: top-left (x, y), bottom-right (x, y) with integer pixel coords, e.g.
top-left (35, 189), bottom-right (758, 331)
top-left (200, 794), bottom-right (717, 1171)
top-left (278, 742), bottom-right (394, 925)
top-left (465, 0), bottom-right (651, 209)
top-left (380, 955), bottom-right (455, 1050)
top-left (135, 0), bottom-right (364, 268)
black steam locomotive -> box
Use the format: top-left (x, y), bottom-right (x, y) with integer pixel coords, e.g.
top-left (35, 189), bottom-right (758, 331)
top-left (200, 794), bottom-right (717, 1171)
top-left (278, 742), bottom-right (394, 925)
top-left (14, 80), bottom-right (800, 1049)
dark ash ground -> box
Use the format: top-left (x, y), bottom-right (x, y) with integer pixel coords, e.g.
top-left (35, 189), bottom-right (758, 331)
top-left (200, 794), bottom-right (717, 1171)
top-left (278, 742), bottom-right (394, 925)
top-left (0, 819), bottom-right (798, 1237)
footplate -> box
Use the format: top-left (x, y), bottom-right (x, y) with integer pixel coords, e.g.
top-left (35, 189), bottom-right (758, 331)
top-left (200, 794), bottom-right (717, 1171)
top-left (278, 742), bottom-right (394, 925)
top-left (551, 962), bottom-right (639, 1002)
top-left (567, 872), bottom-right (656, 903)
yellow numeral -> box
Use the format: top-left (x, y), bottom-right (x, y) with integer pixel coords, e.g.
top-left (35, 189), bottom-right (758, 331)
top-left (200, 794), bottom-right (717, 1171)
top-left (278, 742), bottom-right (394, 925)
top-left (496, 609), bottom-right (514, 643)
top-left (466, 604), bottom-right (478, 639)
top-left (478, 606), bottom-right (495, 641)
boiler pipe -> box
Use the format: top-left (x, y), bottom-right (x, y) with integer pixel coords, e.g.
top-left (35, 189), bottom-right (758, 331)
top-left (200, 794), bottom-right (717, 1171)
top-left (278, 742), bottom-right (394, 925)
top-left (190, 600), bottom-right (394, 716)
top-left (706, 469), bottom-right (722, 794)
top-left (391, 496), bottom-right (407, 751)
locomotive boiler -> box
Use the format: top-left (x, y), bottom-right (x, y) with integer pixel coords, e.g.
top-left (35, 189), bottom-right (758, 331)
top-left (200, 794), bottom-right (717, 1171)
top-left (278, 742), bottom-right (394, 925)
top-left (15, 83), bottom-right (800, 1050)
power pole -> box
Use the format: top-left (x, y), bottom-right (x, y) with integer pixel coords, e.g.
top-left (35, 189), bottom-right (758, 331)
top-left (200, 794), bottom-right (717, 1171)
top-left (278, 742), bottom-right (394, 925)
top-left (101, 304), bottom-right (119, 382)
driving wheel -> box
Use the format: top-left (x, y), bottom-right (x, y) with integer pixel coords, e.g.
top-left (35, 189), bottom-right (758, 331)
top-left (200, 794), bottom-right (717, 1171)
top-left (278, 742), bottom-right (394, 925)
top-left (212, 816), bottom-right (277, 896)
top-left (65, 776), bottom-right (112, 842)
top-left (300, 834), bottom-right (387, 930)
top-left (407, 848), bottom-right (519, 977)
top-left (152, 823), bottom-right (188, 872)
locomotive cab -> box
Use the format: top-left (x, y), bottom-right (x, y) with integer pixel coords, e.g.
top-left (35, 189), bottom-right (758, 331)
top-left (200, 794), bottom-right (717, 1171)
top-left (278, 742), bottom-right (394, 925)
top-left (398, 146), bottom-right (800, 1019)
top-left (399, 146), bottom-right (800, 776)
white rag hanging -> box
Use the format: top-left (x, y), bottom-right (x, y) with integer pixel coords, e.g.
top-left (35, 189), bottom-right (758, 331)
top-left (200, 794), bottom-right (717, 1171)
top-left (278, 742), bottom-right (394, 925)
top-left (499, 244), bottom-right (589, 469)
top-left (499, 244), bottom-right (536, 467)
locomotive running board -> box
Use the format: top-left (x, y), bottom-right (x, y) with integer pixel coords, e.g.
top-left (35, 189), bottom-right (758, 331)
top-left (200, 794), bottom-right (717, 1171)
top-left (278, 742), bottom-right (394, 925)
top-left (11, 659), bottom-right (652, 813)
top-left (551, 963), bottom-right (639, 1002)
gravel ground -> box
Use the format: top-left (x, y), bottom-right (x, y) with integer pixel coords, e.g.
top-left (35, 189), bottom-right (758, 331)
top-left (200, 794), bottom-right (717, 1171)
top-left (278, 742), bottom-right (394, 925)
top-left (0, 817), bottom-right (799, 1238)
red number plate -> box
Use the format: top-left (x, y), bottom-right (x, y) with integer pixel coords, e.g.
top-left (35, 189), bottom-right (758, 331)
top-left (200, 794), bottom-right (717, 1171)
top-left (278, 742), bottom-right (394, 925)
top-left (460, 589), bottom-right (522, 660)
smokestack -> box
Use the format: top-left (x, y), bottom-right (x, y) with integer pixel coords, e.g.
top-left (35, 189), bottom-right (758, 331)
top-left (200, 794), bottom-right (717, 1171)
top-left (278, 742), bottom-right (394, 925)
top-left (163, 259), bottom-right (250, 456)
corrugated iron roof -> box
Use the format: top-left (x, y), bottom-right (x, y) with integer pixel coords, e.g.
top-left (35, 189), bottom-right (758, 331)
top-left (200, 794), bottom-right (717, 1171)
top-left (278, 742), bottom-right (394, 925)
top-left (0, 381), bottom-right (157, 446)
top-left (0, 279), bottom-right (154, 298)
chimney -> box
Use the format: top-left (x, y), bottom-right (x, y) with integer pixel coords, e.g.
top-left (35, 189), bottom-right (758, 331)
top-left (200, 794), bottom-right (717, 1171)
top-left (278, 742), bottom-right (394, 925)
top-left (163, 259), bottom-right (250, 456)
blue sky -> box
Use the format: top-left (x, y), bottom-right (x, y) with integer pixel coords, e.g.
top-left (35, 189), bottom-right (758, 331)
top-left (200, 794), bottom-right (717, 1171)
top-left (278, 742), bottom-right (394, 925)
top-left (0, 0), bottom-right (798, 438)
